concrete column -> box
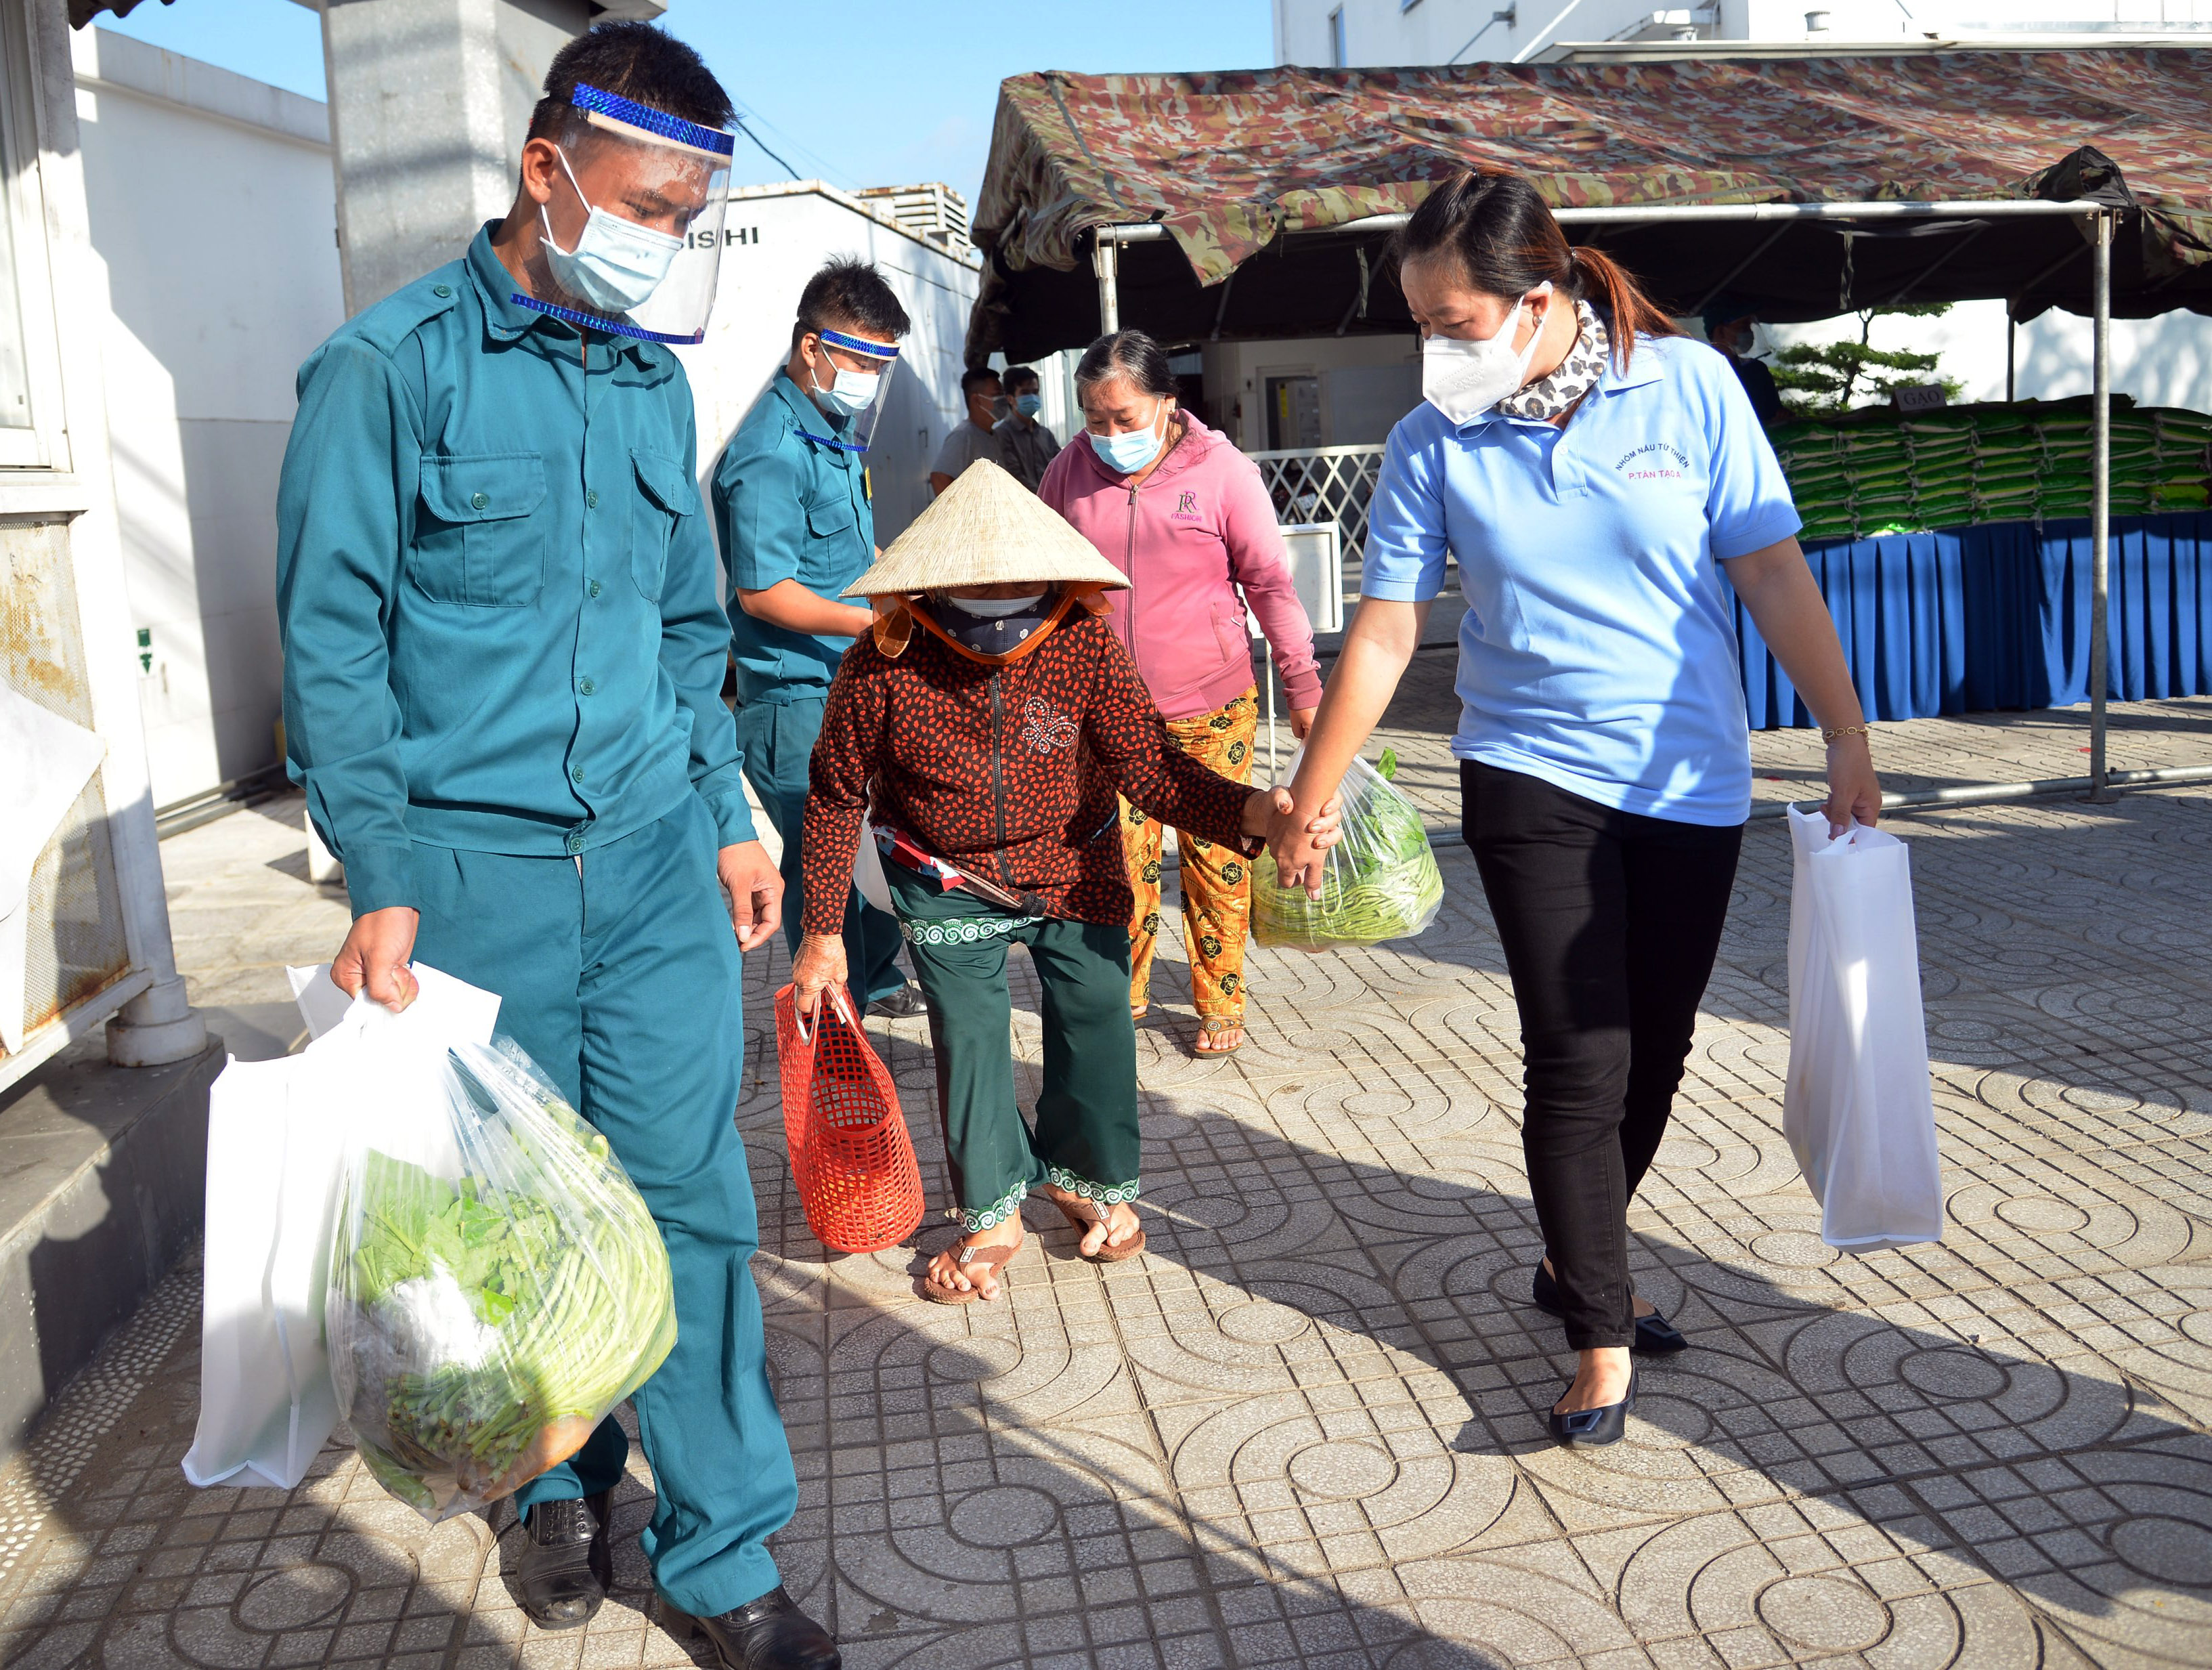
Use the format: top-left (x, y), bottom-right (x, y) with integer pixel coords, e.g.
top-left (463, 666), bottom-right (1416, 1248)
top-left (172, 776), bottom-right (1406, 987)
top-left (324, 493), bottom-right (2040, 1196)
top-left (317, 0), bottom-right (666, 318)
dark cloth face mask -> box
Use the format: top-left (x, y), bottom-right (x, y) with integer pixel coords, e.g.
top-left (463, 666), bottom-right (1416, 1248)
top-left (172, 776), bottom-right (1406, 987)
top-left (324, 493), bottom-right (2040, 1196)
top-left (926, 591), bottom-right (1061, 658)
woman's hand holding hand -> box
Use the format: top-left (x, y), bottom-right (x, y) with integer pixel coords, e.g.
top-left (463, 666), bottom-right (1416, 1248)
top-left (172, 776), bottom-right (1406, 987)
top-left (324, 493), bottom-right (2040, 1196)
top-left (1822, 733), bottom-right (1882, 836)
top-left (1261, 790), bottom-right (1344, 900)
top-left (1288, 705), bottom-right (1318, 740)
top-left (789, 933), bottom-right (848, 1016)
top-left (1243, 786), bottom-right (1341, 848)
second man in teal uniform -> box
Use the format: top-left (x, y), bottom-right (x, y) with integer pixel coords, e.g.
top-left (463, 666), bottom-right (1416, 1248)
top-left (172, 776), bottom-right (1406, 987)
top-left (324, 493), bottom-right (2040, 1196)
top-left (715, 261), bottom-right (917, 1015)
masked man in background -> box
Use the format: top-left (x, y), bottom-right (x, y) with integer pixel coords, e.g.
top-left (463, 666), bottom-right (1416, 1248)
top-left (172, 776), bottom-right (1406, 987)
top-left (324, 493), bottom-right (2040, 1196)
top-left (276, 22), bottom-right (838, 1670)
top-left (714, 260), bottom-right (920, 1019)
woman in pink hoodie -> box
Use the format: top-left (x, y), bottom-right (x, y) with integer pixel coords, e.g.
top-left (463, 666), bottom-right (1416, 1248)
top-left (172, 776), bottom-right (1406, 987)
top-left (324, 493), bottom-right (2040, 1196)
top-left (1039, 331), bottom-right (1324, 1054)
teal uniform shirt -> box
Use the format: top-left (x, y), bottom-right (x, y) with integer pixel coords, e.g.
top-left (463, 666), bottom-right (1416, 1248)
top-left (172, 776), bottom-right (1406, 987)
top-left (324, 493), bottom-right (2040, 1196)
top-left (276, 226), bottom-right (755, 916)
top-left (714, 370), bottom-right (875, 704)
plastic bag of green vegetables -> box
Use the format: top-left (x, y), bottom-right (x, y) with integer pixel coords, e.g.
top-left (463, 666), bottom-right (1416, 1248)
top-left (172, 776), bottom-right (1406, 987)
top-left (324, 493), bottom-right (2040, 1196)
top-left (1253, 748), bottom-right (1444, 951)
top-left (327, 1038), bottom-right (675, 1522)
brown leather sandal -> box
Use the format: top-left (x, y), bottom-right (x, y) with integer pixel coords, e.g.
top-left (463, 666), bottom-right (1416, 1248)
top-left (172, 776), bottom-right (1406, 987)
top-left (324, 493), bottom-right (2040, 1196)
top-left (1194, 1016), bottom-right (1245, 1056)
top-left (1041, 1186), bottom-right (1146, 1262)
top-left (921, 1237), bottom-right (1021, 1304)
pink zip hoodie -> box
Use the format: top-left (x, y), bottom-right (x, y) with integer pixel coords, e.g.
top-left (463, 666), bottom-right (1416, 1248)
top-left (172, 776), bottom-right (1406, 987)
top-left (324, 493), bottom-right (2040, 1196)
top-left (1038, 412), bottom-right (1324, 721)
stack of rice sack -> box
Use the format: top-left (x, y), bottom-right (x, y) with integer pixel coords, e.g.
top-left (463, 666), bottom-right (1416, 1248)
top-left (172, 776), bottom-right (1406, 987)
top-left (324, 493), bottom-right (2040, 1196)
top-left (1771, 398), bottom-right (2212, 542)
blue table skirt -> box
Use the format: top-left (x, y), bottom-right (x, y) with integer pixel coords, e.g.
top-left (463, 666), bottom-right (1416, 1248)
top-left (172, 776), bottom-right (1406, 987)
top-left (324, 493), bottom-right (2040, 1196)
top-left (1737, 511), bottom-right (2212, 729)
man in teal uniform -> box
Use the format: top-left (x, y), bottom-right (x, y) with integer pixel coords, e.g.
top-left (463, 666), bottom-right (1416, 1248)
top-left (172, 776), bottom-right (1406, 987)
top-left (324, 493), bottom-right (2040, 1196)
top-left (716, 260), bottom-right (917, 1016)
top-left (276, 24), bottom-right (837, 1670)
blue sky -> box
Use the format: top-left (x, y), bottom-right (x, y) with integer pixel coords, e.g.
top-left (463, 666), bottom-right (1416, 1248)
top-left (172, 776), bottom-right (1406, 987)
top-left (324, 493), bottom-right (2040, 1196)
top-left (96, 0), bottom-right (1275, 210)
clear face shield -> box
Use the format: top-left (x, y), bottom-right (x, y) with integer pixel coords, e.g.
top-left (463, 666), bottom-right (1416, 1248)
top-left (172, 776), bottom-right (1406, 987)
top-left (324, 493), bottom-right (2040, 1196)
top-left (796, 327), bottom-right (901, 454)
top-left (521, 83), bottom-right (733, 344)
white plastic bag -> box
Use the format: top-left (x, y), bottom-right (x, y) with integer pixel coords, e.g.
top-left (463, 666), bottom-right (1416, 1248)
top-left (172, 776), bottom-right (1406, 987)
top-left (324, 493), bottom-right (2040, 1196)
top-left (1783, 807), bottom-right (1945, 1251)
top-left (182, 962), bottom-right (500, 1490)
top-left (853, 817), bottom-right (892, 914)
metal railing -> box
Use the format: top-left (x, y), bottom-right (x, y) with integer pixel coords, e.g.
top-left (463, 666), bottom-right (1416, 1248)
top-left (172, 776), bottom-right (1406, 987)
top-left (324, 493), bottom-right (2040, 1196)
top-left (1248, 443), bottom-right (1387, 565)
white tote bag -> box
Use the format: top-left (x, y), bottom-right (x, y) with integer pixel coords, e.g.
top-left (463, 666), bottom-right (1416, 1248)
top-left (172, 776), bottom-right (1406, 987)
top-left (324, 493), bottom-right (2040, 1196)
top-left (1783, 807), bottom-right (1945, 1251)
top-left (181, 963), bottom-right (500, 1490)
top-left (852, 818), bottom-right (893, 914)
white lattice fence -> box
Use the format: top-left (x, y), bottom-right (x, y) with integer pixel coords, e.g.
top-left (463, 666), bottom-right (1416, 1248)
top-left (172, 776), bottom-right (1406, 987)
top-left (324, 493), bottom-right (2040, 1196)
top-left (1248, 444), bottom-right (1387, 567)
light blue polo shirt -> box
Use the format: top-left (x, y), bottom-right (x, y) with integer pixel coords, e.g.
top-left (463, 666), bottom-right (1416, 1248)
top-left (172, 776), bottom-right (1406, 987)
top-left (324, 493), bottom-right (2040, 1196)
top-left (1362, 334), bottom-right (1800, 826)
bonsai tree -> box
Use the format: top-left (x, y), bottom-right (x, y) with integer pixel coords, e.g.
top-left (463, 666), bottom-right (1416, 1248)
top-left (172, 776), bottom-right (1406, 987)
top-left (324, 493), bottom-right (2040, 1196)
top-left (1769, 303), bottom-right (1966, 415)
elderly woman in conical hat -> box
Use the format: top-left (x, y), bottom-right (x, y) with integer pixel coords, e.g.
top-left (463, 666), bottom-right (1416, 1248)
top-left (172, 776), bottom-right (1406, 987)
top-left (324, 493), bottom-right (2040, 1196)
top-left (791, 462), bottom-right (1339, 1303)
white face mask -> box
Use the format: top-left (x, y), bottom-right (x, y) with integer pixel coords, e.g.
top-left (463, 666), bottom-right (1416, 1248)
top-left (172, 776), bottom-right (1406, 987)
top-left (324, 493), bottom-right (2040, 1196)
top-left (540, 150), bottom-right (685, 316)
top-left (1421, 282), bottom-right (1552, 425)
top-left (942, 591), bottom-right (1045, 617)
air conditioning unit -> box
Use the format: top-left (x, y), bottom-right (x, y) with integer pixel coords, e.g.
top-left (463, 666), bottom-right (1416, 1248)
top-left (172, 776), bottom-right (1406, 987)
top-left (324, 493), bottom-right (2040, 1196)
top-left (858, 183), bottom-right (972, 252)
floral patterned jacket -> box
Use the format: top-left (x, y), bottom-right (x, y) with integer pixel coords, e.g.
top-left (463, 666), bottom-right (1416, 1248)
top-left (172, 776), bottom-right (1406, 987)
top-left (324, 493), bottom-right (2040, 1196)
top-left (800, 610), bottom-right (1258, 935)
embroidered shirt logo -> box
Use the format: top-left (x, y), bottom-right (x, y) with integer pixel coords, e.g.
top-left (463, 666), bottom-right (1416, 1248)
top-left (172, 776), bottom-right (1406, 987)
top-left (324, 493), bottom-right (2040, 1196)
top-left (1615, 440), bottom-right (1690, 481)
top-left (1021, 698), bottom-right (1079, 754)
top-left (1171, 490), bottom-right (1202, 522)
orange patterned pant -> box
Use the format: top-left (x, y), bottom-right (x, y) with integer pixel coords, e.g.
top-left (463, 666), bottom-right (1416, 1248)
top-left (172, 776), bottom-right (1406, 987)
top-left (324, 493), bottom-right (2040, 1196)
top-left (1123, 687), bottom-right (1257, 1021)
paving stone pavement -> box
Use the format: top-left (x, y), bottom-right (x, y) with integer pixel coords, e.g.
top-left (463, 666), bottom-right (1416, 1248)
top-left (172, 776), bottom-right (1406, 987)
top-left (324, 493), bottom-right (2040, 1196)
top-left (2, 678), bottom-right (2210, 1669)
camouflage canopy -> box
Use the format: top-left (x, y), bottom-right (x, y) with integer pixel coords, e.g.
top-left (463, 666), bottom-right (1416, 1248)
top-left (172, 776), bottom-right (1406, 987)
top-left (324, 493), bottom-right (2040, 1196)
top-left (968, 50), bottom-right (2212, 364)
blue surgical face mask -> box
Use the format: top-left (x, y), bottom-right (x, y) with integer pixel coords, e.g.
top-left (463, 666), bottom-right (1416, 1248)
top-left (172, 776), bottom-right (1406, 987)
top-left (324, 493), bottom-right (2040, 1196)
top-left (810, 341), bottom-right (882, 418)
top-left (1014, 393), bottom-right (1043, 418)
top-left (1089, 401), bottom-right (1168, 474)
top-left (540, 150), bottom-right (684, 315)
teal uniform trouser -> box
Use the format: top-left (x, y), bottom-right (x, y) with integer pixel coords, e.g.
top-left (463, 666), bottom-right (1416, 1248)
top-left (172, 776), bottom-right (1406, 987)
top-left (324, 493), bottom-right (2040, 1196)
top-left (407, 794), bottom-right (795, 1617)
top-left (734, 693), bottom-right (907, 1003)
top-left (886, 865), bottom-right (1141, 1234)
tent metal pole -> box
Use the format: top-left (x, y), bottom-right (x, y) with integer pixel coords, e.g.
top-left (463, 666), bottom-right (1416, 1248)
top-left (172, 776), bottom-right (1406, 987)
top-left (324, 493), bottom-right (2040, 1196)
top-left (2005, 311), bottom-right (2016, 402)
top-left (1092, 233), bottom-right (1121, 334)
top-left (1088, 199), bottom-right (2104, 244)
top-left (2089, 210), bottom-right (2113, 801)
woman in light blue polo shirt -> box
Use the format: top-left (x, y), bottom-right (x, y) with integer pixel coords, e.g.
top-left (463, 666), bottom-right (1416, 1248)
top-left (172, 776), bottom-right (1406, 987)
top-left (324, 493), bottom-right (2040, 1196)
top-left (1268, 171), bottom-right (1882, 1448)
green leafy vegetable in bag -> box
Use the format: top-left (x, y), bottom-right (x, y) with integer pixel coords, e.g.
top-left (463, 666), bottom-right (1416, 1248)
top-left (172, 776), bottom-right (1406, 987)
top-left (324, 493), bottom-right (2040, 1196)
top-left (1253, 748), bottom-right (1444, 951)
top-left (329, 1043), bottom-right (676, 1521)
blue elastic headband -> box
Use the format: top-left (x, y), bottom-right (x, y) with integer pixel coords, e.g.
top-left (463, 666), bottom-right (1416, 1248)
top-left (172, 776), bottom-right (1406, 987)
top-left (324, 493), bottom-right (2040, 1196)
top-left (819, 327), bottom-right (901, 361)
top-left (570, 83), bottom-right (735, 159)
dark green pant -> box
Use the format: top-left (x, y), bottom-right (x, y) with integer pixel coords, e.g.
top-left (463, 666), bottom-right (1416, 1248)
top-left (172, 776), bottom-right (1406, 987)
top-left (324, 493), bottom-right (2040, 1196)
top-left (886, 865), bottom-right (1140, 1232)
top-left (734, 693), bottom-right (906, 1003)
top-left (408, 795), bottom-right (794, 1617)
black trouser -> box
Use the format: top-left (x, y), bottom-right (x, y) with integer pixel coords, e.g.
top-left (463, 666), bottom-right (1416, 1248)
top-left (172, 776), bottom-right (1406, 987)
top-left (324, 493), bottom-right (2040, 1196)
top-left (1461, 761), bottom-right (1744, 1352)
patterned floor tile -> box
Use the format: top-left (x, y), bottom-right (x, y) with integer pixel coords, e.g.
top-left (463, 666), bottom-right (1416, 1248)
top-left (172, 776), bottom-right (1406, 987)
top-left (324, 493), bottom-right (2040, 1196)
top-left (3, 694), bottom-right (2211, 1667)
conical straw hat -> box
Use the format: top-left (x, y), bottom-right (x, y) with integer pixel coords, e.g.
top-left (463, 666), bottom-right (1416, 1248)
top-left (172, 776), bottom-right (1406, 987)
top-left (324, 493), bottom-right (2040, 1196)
top-left (842, 458), bottom-right (1127, 597)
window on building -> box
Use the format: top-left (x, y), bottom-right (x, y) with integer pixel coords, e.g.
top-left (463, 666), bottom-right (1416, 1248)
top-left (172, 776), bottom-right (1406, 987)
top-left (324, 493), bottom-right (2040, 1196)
top-left (1328, 6), bottom-right (1347, 66)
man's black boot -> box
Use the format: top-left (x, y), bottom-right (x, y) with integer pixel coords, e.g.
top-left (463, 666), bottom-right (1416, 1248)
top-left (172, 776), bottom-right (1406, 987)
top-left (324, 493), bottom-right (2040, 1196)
top-left (513, 1491), bottom-right (613, 1629)
top-left (688, 1586), bottom-right (840, 1670)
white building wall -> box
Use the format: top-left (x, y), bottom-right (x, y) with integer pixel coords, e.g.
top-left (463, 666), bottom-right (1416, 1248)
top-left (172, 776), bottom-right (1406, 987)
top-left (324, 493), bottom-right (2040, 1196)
top-left (1198, 335), bottom-right (1422, 452)
top-left (689, 182), bottom-right (981, 553)
top-left (1274, 0), bottom-right (2212, 66)
top-left (71, 29), bottom-right (343, 810)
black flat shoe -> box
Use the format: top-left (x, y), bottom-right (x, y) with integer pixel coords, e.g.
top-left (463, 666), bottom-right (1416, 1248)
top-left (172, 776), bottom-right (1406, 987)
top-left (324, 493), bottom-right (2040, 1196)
top-left (1530, 1261), bottom-right (1690, 1357)
top-left (1548, 1365), bottom-right (1636, 1448)
top-left (867, 984), bottom-right (928, 1020)
top-left (513, 1490), bottom-right (612, 1629)
top-left (686, 1586), bottom-right (841, 1670)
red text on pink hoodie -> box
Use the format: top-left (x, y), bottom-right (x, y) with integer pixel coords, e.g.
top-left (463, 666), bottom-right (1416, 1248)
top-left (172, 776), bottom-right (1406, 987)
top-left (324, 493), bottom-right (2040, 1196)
top-left (1038, 412), bottom-right (1324, 721)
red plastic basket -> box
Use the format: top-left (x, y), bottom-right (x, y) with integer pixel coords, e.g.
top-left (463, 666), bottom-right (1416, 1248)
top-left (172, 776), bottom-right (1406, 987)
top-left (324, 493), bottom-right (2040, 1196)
top-left (773, 983), bottom-right (926, 1254)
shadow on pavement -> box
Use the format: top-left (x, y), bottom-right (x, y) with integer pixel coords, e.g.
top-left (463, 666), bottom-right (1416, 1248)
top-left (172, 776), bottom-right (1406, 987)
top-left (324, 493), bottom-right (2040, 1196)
top-left (743, 1012), bottom-right (2212, 1668)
